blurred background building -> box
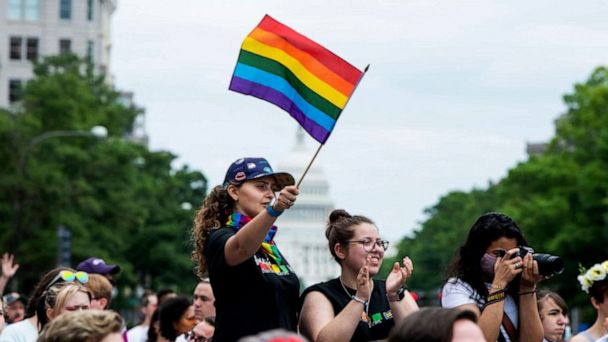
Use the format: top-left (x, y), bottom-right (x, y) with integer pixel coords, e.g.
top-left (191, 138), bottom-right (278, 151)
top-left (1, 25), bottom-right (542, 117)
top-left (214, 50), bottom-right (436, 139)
top-left (0, 0), bottom-right (116, 106)
top-left (275, 128), bottom-right (340, 288)
top-left (0, 0), bottom-right (148, 143)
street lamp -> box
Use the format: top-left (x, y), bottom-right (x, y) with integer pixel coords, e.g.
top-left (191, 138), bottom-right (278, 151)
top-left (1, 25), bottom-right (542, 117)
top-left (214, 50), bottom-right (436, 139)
top-left (12, 126), bottom-right (108, 256)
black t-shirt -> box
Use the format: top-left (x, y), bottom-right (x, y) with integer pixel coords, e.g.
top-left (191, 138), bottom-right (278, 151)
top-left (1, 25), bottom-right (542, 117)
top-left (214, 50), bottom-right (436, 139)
top-left (301, 278), bottom-right (394, 341)
top-left (206, 227), bottom-right (300, 342)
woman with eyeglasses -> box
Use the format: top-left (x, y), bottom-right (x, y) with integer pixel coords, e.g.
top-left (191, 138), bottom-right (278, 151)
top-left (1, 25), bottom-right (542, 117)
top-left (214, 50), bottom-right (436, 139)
top-left (191, 157), bottom-right (300, 342)
top-left (299, 209), bottom-right (419, 342)
top-left (0, 268), bottom-right (89, 341)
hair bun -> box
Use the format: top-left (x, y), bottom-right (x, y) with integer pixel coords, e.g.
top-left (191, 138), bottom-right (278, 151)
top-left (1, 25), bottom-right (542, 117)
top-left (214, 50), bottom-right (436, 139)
top-left (329, 209), bottom-right (351, 224)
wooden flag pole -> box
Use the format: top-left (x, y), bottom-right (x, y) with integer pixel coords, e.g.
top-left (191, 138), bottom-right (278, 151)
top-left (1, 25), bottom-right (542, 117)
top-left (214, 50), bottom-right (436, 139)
top-left (296, 64), bottom-right (371, 188)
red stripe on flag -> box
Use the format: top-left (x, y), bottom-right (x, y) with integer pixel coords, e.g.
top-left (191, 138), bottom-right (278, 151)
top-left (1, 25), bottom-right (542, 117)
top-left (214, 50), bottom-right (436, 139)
top-left (256, 15), bottom-right (362, 85)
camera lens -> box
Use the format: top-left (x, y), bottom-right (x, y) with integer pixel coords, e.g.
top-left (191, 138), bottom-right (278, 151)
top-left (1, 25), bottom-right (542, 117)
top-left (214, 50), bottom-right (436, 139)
top-left (533, 254), bottom-right (564, 276)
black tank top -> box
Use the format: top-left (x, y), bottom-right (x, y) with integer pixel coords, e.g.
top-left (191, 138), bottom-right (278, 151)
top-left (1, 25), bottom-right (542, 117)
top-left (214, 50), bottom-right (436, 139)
top-left (301, 278), bottom-right (394, 341)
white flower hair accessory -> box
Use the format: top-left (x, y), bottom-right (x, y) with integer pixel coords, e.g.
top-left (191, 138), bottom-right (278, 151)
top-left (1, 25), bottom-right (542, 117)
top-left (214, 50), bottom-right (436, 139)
top-left (578, 260), bottom-right (608, 293)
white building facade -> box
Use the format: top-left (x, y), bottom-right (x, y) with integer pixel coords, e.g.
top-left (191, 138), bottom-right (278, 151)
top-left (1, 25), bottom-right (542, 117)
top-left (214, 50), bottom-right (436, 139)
top-left (0, 0), bottom-right (116, 107)
top-left (275, 129), bottom-right (341, 289)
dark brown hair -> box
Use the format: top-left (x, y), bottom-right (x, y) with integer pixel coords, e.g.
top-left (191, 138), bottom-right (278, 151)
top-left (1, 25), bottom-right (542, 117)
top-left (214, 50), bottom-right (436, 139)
top-left (191, 185), bottom-right (235, 277)
top-left (388, 307), bottom-right (478, 342)
top-left (589, 278), bottom-right (608, 304)
top-left (325, 209), bottom-right (374, 263)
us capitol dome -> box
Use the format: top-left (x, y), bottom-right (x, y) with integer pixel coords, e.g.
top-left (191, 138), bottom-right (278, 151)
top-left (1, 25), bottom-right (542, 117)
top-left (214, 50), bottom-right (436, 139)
top-left (275, 128), bottom-right (340, 288)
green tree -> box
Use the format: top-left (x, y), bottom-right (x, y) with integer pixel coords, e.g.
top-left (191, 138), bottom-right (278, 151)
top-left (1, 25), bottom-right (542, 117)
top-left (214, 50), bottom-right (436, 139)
top-left (0, 55), bottom-right (207, 299)
top-left (386, 67), bottom-right (608, 316)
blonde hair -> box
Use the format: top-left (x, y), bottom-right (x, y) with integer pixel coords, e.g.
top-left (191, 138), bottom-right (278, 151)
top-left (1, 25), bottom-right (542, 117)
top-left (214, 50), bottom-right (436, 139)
top-left (86, 274), bottom-right (113, 308)
top-left (191, 185), bottom-right (235, 277)
top-left (40, 282), bottom-right (91, 329)
top-left (38, 309), bottom-right (123, 342)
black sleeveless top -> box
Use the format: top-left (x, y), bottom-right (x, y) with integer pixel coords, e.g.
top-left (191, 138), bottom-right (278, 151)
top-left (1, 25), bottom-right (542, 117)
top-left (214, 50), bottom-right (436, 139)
top-left (301, 278), bottom-right (394, 341)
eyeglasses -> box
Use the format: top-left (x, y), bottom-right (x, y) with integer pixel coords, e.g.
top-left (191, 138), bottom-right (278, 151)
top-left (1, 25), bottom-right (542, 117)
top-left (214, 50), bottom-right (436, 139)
top-left (46, 270), bottom-right (89, 290)
top-left (346, 239), bottom-right (389, 252)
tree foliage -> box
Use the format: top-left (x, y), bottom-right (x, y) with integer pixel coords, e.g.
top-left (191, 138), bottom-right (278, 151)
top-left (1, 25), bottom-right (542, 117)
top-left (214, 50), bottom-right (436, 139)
top-left (0, 55), bottom-right (207, 300)
top-left (386, 67), bottom-right (608, 313)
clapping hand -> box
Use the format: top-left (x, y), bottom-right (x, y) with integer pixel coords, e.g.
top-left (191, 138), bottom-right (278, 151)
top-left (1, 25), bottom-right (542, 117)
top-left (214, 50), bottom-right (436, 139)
top-left (355, 256), bottom-right (372, 301)
top-left (386, 256), bottom-right (413, 296)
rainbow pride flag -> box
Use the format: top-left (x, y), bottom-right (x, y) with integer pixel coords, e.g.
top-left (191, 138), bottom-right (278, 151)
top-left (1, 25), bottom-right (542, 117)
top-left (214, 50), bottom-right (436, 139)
top-left (229, 15), bottom-right (364, 144)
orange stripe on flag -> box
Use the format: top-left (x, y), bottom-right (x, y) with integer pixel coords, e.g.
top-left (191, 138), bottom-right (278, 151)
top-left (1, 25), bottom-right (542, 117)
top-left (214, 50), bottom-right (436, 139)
top-left (249, 27), bottom-right (355, 97)
top-left (256, 15), bottom-right (362, 85)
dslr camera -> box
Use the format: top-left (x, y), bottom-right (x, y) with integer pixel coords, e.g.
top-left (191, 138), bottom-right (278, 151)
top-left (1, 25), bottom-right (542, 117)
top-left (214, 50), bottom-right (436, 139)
top-left (512, 246), bottom-right (564, 277)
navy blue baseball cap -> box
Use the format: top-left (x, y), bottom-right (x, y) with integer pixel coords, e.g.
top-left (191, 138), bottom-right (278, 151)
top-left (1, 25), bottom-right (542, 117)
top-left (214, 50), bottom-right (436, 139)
top-left (223, 157), bottom-right (294, 190)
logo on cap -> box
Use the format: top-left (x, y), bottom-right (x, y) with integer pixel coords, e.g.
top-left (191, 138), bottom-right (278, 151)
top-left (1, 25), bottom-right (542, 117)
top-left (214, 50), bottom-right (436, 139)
top-left (235, 171), bottom-right (246, 181)
top-left (247, 163), bottom-right (256, 169)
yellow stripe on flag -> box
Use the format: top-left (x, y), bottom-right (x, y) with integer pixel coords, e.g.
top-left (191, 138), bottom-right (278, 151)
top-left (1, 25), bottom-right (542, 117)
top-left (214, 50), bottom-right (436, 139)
top-left (242, 36), bottom-right (347, 109)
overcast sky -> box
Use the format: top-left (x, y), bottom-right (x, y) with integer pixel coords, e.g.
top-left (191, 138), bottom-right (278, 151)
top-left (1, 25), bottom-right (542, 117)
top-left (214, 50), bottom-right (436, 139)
top-left (111, 0), bottom-right (608, 241)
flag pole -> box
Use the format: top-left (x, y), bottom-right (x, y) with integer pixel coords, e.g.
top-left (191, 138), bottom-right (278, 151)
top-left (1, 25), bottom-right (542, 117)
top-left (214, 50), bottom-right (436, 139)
top-left (296, 64), bottom-right (371, 188)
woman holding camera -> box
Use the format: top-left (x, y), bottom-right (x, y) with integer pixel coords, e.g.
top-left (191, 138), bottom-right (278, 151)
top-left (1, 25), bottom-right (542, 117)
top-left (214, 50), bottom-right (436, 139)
top-left (441, 212), bottom-right (544, 342)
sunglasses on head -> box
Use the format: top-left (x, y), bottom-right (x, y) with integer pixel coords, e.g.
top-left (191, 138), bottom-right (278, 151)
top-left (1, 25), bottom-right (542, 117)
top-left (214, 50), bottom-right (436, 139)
top-left (46, 270), bottom-right (89, 290)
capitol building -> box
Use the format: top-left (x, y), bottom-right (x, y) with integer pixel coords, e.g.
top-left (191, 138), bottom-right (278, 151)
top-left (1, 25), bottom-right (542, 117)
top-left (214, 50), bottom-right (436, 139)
top-left (275, 129), bottom-right (340, 288)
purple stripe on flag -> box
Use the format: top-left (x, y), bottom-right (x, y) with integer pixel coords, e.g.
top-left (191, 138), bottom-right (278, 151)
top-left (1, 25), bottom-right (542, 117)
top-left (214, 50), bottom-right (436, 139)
top-left (229, 76), bottom-right (331, 143)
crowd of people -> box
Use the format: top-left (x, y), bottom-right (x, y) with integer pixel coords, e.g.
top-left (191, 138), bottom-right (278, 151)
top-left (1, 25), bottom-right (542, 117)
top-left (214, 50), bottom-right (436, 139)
top-left (0, 157), bottom-right (607, 342)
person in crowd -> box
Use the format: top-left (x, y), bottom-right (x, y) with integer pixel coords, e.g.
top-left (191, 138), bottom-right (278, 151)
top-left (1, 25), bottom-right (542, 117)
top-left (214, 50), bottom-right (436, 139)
top-left (76, 257), bottom-right (120, 285)
top-left (441, 212), bottom-right (544, 342)
top-left (237, 329), bottom-right (308, 342)
top-left (37, 280), bottom-right (91, 331)
top-left (127, 290), bottom-right (157, 342)
top-left (0, 253), bottom-right (19, 296)
top-left (0, 267), bottom-right (83, 341)
top-left (159, 296), bottom-right (196, 342)
top-left (571, 259), bottom-right (608, 342)
top-left (0, 296), bottom-right (5, 335)
top-left (187, 317), bottom-right (215, 342)
top-left (147, 309), bottom-right (169, 342)
top-left (299, 209), bottom-right (419, 341)
top-left (37, 309), bottom-right (123, 342)
top-left (536, 289), bottom-right (569, 342)
top-left (193, 279), bottom-right (215, 322)
top-left (191, 157), bottom-right (300, 341)
top-left (157, 289), bottom-right (177, 307)
top-left (85, 274), bottom-right (113, 310)
top-left (3, 293), bottom-right (26, 324)
top-left (388, 307), bottom-right (485, 342)
top-left (176, 280), bottom-right (216, 342)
